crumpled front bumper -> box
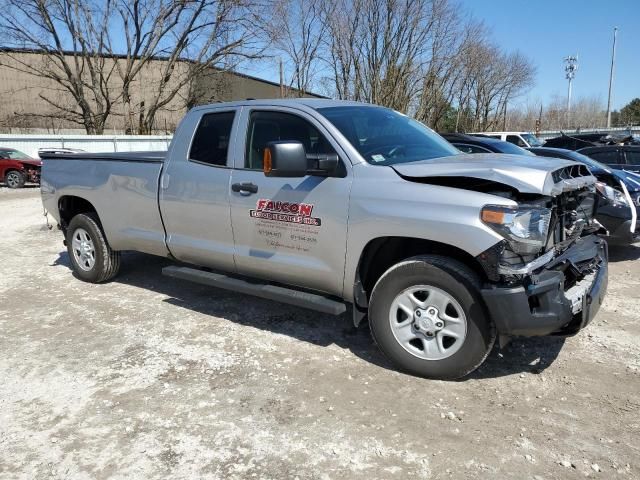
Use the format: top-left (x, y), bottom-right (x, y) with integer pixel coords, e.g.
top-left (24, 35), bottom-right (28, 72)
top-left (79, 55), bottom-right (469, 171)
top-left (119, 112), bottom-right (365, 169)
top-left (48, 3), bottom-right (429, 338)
top-left (480, 235), bottom-right (608, 337)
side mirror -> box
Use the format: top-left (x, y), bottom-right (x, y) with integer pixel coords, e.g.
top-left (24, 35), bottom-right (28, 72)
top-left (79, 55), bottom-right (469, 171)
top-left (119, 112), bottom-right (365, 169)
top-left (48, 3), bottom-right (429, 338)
top-left (263, 141), bottom-right (307, 177)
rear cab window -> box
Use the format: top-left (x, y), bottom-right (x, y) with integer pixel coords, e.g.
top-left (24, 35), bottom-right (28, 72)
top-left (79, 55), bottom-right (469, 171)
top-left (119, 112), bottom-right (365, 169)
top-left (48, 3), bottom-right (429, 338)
top-left (189, 111), bottom-right (235, 166)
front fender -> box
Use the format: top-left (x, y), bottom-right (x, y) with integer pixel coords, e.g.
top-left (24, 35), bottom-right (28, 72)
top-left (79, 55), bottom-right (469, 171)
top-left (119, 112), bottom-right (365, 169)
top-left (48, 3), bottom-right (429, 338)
top-left (342, 165), bottom-right (514, 301)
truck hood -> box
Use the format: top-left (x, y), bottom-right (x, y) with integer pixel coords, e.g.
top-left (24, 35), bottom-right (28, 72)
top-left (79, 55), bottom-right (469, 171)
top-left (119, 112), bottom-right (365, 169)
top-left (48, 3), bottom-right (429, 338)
top-left (20, 159), bottom-right (43, 167)
top-left (392, 153), bottom-right (596, 196)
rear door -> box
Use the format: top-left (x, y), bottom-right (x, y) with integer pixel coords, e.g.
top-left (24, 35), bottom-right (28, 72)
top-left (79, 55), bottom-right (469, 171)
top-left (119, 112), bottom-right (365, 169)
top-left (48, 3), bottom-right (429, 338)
top-left (623, 148), bottom-right (640, 172)
top-left (159, 106), bottom-right (239, 271)
top-left (228, 106), bottom-right (352, 296)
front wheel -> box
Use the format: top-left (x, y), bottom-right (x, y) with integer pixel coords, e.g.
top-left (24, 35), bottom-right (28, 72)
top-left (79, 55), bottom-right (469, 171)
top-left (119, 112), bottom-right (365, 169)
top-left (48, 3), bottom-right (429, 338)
top-left (5, 170), bottom-right (26, 188)
top-left (66, 213), bottom-right (121, 283)
top-left (369, 255), bottom-right (495, 380)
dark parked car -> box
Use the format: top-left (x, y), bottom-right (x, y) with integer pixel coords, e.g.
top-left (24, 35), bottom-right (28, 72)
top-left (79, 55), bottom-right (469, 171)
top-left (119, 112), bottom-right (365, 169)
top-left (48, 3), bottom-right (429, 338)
top-left (577, 145), bottom-right (640, 173)
top-left (529, 147), bottom-right (639, 244)
top-left (543, 132), bottom-right (639, 150)
top-left (440, 133), bottom-right (536, 155)
top-left (0, 148), bottom-right (42, 188)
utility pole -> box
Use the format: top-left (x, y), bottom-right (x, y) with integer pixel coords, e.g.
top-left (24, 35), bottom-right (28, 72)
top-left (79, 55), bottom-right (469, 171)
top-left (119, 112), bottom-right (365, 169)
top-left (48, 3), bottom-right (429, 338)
top-left (564, 55), bottom-right (578, 129)
top-left (279, 57), bottom-right (284, 98)
top-left (606, 27), bottom-right (618, 128)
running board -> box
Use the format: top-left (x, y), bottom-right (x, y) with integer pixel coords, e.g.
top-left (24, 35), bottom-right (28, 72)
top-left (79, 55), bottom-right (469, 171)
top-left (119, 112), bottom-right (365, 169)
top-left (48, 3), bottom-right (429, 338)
top-left (162, 266), bottom-right (346, 316)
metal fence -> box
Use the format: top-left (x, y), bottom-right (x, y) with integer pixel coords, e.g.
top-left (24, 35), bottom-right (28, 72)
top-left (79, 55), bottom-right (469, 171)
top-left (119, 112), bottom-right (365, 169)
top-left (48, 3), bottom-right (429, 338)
top-left (0, 134), bottom-right (173, 158)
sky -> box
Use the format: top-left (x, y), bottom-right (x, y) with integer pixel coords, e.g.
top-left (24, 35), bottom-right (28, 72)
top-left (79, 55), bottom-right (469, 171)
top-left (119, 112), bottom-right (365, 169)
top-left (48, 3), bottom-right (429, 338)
top-left (245, 0), bottom-right (639, 110)
top-left (461, 0), bottom-right (639, 110)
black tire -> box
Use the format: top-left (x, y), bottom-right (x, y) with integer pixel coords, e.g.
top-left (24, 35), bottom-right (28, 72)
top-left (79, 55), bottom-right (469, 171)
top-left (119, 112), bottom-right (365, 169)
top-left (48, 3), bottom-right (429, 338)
top-left (5, 170), bottom-right (26, 189)
top-left (66, 213), bottom-right (121, 283)
top-left (369, 255), bottom-right (495, 380)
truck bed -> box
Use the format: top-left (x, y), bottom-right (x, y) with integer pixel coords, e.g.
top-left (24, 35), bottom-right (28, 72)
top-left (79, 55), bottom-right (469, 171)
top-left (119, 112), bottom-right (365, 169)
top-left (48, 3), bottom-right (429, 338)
top-left (41, 151), bottom-right (169, 257)
top-left (39, 151), bottom-right (166, 163)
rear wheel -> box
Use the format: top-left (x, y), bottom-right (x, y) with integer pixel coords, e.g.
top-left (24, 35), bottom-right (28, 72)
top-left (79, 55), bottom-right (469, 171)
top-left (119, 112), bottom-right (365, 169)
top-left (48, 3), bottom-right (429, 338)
top-left (369, 255), bottom-right (495, 380)
top-left (5, 170), bottom-right (26, 188)
top-left (66, 213), bottom-right (120, 283)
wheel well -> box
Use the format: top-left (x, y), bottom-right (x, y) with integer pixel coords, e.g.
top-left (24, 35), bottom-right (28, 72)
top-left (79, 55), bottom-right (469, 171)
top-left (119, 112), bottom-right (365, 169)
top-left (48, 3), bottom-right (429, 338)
top-left (355, 237), bottom-right (487, 305)
top-left (58, 196), bottom-right (98, 230)
top-left (3, 168), bottom-right (23, 178)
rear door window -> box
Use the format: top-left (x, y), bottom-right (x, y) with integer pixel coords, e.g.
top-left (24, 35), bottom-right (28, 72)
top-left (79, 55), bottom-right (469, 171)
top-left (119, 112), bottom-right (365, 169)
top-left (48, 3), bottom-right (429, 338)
top-left (588, 150), bottom-right (622, 166)
top-left (189, 111), bottom-right (235, 166)
top-left (624, 150), bottom-right (640, 166)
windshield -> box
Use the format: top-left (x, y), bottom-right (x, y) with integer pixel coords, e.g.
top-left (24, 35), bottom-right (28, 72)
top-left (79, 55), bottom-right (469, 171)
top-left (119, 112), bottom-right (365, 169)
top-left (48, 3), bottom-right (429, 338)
top-left (521, 133), bottom-right (543, 147)
top-left (0, 149), bottom-right (31, 160)
top-left (317, 106), bottom-right (460, 165)
top-left (496, 141), bottom-right (535, 156)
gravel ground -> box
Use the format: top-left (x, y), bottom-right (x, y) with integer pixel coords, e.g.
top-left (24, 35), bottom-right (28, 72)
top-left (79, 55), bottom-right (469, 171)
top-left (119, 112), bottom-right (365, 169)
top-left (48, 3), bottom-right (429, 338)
top-left (1, 187), bottom-right (639, 480)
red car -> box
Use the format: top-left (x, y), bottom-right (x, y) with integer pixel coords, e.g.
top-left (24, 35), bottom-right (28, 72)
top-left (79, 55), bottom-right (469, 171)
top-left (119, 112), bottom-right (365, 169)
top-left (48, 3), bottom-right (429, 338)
top-left (0, 148), bottom-right (42, 188)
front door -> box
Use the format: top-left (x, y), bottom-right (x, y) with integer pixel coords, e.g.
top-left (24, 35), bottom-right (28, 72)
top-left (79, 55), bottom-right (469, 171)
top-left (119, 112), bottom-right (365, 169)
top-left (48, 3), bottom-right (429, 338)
top-left (229, 107), bottom-right (352, 296)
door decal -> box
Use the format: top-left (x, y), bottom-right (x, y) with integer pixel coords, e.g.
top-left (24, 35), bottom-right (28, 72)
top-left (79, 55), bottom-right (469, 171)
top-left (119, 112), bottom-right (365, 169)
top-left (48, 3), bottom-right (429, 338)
top-left (249, 198), bottom-right (321, 254)
top-left (250, 199), bottom-right (321, 226)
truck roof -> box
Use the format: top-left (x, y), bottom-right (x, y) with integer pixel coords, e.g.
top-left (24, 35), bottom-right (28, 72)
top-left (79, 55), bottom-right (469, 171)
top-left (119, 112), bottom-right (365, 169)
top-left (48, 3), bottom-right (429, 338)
top-left (191, 98), bottom-right (373, 111)
top-left (468, 131), bottom-right (535, 135)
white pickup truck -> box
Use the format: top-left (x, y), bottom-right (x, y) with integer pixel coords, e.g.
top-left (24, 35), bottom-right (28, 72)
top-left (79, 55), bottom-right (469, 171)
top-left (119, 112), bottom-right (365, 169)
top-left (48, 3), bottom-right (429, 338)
top-left (41, 99), bottom-right (608, 379)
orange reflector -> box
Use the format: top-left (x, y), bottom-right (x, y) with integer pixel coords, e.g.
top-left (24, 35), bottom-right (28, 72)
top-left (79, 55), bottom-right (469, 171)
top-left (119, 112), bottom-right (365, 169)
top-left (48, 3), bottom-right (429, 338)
top-left (263, 147), bottom-right (272, 174)
top-left (481, 209), bottom-right (504, 224)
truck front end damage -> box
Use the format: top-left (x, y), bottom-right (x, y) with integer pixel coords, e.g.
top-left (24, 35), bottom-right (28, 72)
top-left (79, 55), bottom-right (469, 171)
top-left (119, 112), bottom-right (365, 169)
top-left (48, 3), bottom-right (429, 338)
top-left (475, 166), bottom-right (608, 337)
top-left (393, 157), bottom-right (608, 339)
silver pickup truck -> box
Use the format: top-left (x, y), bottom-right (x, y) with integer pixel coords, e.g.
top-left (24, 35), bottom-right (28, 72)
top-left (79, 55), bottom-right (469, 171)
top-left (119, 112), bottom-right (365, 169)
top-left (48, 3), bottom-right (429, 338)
top-left (41, 99), bottom-right (608, 379)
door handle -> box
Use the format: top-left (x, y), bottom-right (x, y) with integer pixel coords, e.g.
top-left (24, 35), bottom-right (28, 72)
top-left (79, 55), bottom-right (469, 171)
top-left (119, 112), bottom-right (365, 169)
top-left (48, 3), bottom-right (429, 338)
top-left (161, 174), bottom-right (170, 189)
top-left (231, 182), bottom-right (258, 195)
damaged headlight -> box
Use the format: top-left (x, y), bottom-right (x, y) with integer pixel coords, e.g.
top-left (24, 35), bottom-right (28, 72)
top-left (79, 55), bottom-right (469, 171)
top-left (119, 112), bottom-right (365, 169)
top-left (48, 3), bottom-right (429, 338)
top-left (595, 181), bottom-right (628, 207)
top-left (481, 205), bottom-right (551, 254)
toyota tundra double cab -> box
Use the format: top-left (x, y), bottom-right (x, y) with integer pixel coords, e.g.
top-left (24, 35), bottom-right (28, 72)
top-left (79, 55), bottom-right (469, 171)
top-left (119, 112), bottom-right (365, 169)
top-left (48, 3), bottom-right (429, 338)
top-left (41, 99), bottom-right (608, 379)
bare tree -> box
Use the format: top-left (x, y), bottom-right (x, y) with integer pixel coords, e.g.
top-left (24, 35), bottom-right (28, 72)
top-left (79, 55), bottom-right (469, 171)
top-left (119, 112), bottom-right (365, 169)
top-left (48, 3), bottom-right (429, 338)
top-left (451, 36), bottom-right (535, 132)
top-left (414, 8), bottom-right (486, 129)
top-left (507, 95), bottom-right (607, 132)
top-left (322, 0), bottom-right (437, 112)
top-left (110, 0), bottom-right (267, 134)
top-left (268, 0), bottom-right (326, 97)
top-left (0, 0), bottom-right (267, 134)
top-left (0, 0), bottom-right (118, 134)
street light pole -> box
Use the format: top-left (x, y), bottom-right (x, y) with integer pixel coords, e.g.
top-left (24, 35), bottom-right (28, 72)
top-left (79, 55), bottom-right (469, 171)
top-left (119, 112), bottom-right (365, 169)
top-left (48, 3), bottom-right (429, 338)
top-left (606, 27), bottom-right (618, 128)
